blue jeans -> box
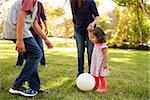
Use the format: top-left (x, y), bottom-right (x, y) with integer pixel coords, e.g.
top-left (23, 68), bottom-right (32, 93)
top-left (16, 34), bottom-right (46, 66)
top-left (75, 31), bottom-right (94, 75)
top-left (13, 37), bottom-right (42, 91)
top-left (33, 34), bottom-right (46, 65)
top-left (16, 53), bottom-right (24, 66)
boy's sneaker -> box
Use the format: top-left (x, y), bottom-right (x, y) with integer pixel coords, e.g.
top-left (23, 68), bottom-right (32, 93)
top-left (16, 65), bottom-right (22, 68)
top-left (41, 64), bottom-right (48, 68)
top-left (9, 86), bottom-right (37, 97)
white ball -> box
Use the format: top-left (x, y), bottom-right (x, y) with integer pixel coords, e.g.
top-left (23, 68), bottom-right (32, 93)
top-left (76, 73), bottom-right (95, 91)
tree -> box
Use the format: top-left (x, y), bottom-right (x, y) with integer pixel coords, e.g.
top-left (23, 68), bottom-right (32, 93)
top-left (112, 0), bottom-right (150, 46)
top-left (43, 3), bottom-right (65, 36)
top-left (140, 0), bottom-right (150, 19)
top-left (58, 18), bottom-right (74, 44)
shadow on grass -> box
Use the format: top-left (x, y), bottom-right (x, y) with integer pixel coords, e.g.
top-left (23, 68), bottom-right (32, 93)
top-left (0, 48), bottom-right (149, 99)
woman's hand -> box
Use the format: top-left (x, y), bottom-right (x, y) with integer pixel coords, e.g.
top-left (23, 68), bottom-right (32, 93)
top-left (88, 22), bottom-right (95, 30)
top-left (87, 16), bottom-right (99, 30)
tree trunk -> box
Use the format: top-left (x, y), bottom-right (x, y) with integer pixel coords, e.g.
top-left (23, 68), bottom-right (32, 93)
top-left (136, 4), bottom-right (143, 45)
top-left (140, 0), bottom-right (150, 19)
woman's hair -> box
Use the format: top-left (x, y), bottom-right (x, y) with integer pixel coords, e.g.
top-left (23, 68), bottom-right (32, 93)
top-left (70, 0), bottom-right (84, 15)
top-left (93, 27), bottom-right (106, 43)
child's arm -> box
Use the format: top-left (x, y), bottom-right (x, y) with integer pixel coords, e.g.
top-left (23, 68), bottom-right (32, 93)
top-left (87, 27), bottom-right (94, 42)
top-left (32, 17), bottom-right (53, 49)
top-left (16, 11), bottom-right (27, 53)
top-left (88, 16), bottom-right (99, 29)
top-left (87, 29), bottom-right (93, 41)
top-left (102, 48), bottom-right (108, 68)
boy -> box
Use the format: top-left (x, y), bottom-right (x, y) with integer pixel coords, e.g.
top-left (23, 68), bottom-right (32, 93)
top-left (3, 0), bottom-right (53, 97)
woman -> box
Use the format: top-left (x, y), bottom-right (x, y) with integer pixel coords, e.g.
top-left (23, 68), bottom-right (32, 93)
top-left (70, 0), bottom-right (99, 76)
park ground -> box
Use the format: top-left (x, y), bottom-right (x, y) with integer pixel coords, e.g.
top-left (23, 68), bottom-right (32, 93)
top-left (0, 37), bottom-right (149, 100)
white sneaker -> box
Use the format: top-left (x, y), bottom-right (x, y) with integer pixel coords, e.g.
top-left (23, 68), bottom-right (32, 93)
top-left (9, 87), bottom-right (37, 97)
top-left (16, 65), bottom-right (22, 68)
top-left (41, 64), bottom-right (48, 68)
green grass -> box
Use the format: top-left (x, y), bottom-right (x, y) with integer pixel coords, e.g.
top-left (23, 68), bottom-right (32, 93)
top-left (0, 37), bottom-right (149, 100)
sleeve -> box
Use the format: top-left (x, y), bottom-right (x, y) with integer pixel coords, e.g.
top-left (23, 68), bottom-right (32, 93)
top-left (72, 13), bottom-right (76, 24)
top-left (70, 1), bottom-right (76, 24)
top-left (21, 0), bottom-right (36, 13)
top-left (39, 2), bottom-right (47, 21)
top-left (101, 44), bottom-right (108, 49)
top-left (89, 0), bottom-right (99, 17)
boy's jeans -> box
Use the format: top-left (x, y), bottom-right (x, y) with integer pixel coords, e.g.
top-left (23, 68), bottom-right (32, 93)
top-left (16, 34), bottom-right (46, 66)
top-left (16, 53), bottom-right (24, 66)
top-left (13, 37), bottom-right (42, 91)
top-left (75, 31), bottom-right (94, 75)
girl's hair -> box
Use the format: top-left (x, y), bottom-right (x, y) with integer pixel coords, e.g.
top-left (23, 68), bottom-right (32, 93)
top-left (70, 0), bottom-right (85, 15)
top-left (93, 27), bottom-right (106, 43)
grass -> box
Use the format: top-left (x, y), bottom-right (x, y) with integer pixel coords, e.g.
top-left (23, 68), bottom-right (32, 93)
top-left (0, 37), bottom-right (149, 100)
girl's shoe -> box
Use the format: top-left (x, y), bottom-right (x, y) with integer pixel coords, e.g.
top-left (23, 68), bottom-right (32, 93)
top-left (94, 76), bottom-right (99, 89)
top-left (96, 88), bottom-right (107, 93)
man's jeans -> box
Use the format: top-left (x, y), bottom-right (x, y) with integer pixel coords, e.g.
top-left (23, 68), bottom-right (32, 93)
top-left (13, 37), bottom-right (42, 91)
top-left (75, 32), bottom-right (94, 75)
top-left (33, 34), bottom-right (46, 65)
top-left (16, 34), bottom-right (46, 66)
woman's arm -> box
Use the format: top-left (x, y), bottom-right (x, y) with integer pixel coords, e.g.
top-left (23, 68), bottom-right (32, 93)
top-left (88, 16), bottom-right (99, 29)
top-left (88, 0), bottom-right (100, 29)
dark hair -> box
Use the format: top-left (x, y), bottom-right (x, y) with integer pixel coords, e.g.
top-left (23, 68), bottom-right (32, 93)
top-left (93, 27), bottom-right (106, 43)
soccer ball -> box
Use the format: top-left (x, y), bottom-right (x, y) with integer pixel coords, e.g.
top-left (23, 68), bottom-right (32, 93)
top-left (76, 73), bottom-right (95, 91)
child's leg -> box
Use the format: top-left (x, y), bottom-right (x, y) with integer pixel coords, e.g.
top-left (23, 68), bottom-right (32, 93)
top-left (100, 76), bottom-right (107, 90)
top-left (13, 37), bottom-right (42, 90)
top-left (94, 76), bottom-right (99, 89)
top-left (16, 53), bottom-right (24, 66)
top-left (96, 76), bottom-right (107, 93)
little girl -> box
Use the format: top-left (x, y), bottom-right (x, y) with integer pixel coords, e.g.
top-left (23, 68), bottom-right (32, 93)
top-left (87, 27), bottom-right (109, 93)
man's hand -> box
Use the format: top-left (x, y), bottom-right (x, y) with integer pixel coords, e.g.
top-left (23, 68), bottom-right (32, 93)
top-left (44, 38), bottom-right (53, 49)
top-left (45, 28), bottom-right (49, 36)
top-left (16, 40), bottom-right (26, 53)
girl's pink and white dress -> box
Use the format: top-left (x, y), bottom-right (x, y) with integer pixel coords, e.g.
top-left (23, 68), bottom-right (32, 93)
top-left (90, 43), bottom-right (108, 77)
